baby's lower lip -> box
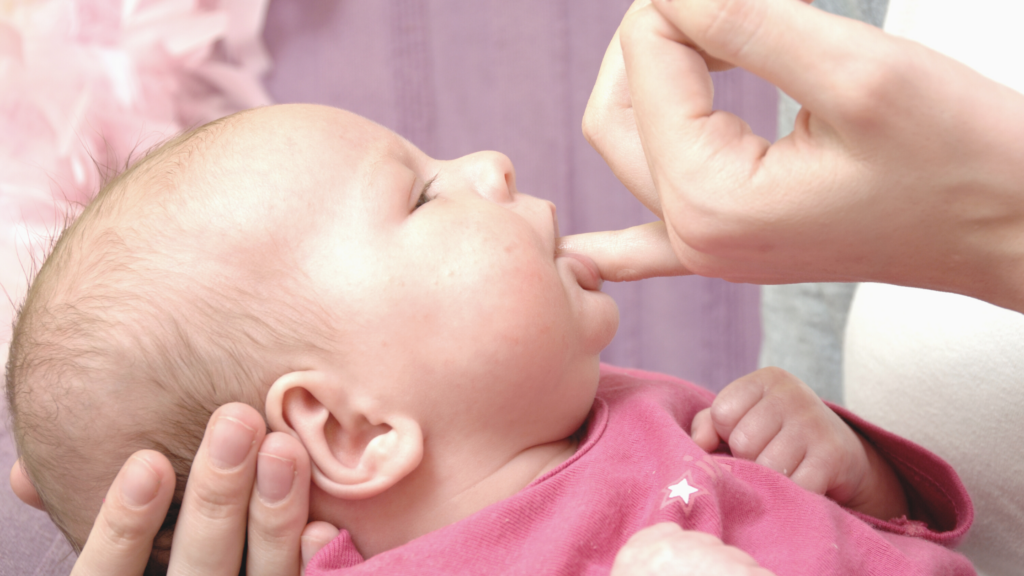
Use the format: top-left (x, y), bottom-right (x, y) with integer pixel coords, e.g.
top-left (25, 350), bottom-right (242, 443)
top-left (558, 252), bottom-right (603, 291)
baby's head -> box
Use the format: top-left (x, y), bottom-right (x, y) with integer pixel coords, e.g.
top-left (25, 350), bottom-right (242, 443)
top-left (6, 104), bottom-right (618, 564)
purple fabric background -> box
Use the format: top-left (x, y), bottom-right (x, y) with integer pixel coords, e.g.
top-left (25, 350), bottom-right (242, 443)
top-left (0, 1), bottom-right (774, 572)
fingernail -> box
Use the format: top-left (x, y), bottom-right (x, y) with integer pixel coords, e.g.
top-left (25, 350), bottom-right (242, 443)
top-left (257, 453), bottom-right (296, 503)
top-left (122, 456), bottom-right (161, 507)
top-left (210, 416), bottom-right (256, 470)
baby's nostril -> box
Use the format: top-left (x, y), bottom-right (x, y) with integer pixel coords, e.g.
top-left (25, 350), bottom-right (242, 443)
top-left (504, 173), bottom-right (515, 198)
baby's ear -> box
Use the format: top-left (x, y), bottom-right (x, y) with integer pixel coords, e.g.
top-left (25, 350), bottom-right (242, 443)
top-left (265, 371), bottom-right (423, 499)
top-left (9, 458), bottom-right (46, 511)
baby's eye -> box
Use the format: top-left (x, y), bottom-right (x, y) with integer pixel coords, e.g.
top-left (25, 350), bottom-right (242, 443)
top-left (414, 175), bottom-right (439, 210)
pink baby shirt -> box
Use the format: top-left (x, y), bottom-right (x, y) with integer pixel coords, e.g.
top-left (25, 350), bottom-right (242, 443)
top-left (307, 365), bottom-right (974, 576)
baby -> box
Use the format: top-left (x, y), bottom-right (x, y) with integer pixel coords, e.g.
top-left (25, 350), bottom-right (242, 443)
top-left (6, 104), bottom-right (973, 575)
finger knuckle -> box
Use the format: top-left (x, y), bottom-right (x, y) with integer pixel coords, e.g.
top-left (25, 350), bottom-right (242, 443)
top-left (251, 511), bottom-right (301, 543)
top-left (98, 516), bottom-right (151, 551)
top-left (793, 462), bottom-right (831, 492)
top-left (723, 374), bottom-right (762, 398)
top-left (759, 369), bottom-right (807, 400)
top-left (756, 366), bottom-right (793, 386)
top-left (831, 43), bottom-right (913, 126)
top-left (190, 483), bottom-right (249, 522)
top-left (692, 0), bottom-right (768, 61)
top-left (581, 110), bottom-right (606, 147)
top-left (619, 8), bottom-right (652, 50)
top-left (727, 429), bottom-right (756, 458)
top-left (755, 452), bottom-right (782, 473)
top-left (250, 525), bottom-right (297, 553)
top-left (668, 207), bottom-right (747, 265)
top-left (708, 400), bottom-right (735, 428)
top-left (669, 211), bottom-right (719, 255)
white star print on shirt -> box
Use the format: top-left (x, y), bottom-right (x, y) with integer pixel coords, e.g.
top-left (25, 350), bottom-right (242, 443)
top-left (667, 479), bottom-right (699, 504)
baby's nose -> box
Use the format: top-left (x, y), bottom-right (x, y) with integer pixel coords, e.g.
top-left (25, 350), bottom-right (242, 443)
top-left (460, 151), bottom-right (517, 203)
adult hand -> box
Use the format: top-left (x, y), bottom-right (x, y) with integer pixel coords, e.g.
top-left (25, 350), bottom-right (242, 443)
top-left (610, 523), bottom-right (775, 576)
top-left (572, 0), bottom-right (1024, 313)
top-left (579, 0), bottom-right (744, 218)
top-left (11, 403), bottom-right (338, 576)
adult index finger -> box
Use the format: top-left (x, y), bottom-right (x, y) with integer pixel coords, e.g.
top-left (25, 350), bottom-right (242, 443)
top-left (72, 451), bottom-right (175, 576)
top-left (167, 403), bottom-right (266, 576)
top-left (558, 222), bottom-right (690, 282)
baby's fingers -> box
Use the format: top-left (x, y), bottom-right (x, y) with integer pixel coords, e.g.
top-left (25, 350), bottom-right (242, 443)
top-left (788, 458), bottom-right (832, 496)
top-left (708, 369), bottom-right (779, 448)
top-left (723, 401), bottom-right (784, 462)
top-left (753, 432), bottom-right (812, 488)
top-left (690, 408), bottom-right (721, 452)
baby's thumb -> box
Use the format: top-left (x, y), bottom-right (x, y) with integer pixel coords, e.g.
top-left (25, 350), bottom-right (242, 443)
top-left (690, 408), bottom-right (722, 453)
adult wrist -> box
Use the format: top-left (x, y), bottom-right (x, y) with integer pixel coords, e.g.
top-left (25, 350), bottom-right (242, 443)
top-left (945, 99), bottom-right (1024, 314)
top-left (874, 71), bottom-right (1024, 314)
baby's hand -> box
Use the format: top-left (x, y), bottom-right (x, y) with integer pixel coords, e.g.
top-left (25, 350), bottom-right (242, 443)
top-left (691, 368), bottom-right (908, 520)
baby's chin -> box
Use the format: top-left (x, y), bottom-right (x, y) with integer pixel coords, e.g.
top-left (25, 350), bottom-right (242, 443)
top-left (568, 274), bottom-right (619, 356)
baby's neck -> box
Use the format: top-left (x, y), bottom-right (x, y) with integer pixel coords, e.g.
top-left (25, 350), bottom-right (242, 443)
top-left (310, 436), bottom-right (579, 558)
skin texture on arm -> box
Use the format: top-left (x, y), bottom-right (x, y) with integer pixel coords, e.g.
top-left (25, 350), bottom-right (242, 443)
top-left (568, 0), bottom-right (1024, 314)
top-left (10, 404), bottom-right (337, 576)
top-left (691, 368), bottom-right (909, 521)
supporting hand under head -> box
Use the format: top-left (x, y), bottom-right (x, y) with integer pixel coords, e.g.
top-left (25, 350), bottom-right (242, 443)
top-left (691, 367), bottom-right (909, 521)
top-left (565, 0), bottom-right (1024, 313)
top-left (9, 403), bottom-right (338, 576)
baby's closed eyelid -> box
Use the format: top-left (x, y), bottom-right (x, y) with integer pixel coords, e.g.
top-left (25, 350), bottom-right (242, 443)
top-left (413, 173), bottom-right (440, 209)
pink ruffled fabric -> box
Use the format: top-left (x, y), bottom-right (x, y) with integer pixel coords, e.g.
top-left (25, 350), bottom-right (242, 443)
top-left (0, 0), bottom-right (272, 355)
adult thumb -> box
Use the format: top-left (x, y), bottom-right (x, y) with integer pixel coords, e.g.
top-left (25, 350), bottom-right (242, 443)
top-left (651, 0), bottom-right (888, 114)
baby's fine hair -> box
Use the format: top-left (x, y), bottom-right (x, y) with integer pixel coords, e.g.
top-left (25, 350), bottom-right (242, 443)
top-left (5, 114), bottom-right (334, 574)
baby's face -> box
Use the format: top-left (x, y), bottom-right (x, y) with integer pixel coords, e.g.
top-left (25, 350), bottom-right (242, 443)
top-left (11, 104), bottom-right (619, 556)
top-left (260, 105), bottom-right (619, 442)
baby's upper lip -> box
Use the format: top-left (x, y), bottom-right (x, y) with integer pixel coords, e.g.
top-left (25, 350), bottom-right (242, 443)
top-left (549, 203), bottom-right (602, 289)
